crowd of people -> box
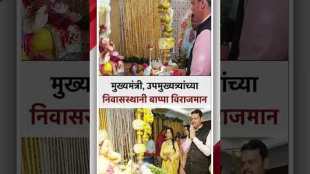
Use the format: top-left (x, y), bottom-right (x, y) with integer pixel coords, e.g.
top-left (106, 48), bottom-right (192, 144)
top-left (144, 109), bottom-right (212, 174)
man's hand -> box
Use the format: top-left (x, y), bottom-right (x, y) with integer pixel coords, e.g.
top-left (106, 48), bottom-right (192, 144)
top-left (189, 126), bottom-right (196, 140)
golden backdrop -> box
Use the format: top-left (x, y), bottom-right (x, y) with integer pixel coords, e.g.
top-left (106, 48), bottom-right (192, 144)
top-left (99, 108), bottom-right (107, 130)
top-left (98, 108), bottom-right (136, 161)
top-left (110, 0), bottom-right (161, 59)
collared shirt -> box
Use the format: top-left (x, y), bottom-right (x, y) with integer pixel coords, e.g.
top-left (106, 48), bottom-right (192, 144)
top-left (190, 16), bottom-right (211, 76)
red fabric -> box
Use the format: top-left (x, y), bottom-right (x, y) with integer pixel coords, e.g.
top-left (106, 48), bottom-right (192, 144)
top-left (89, 0), bottom-right (97, 49)
top-left (213, 141), bottom-right (221, 174)
top-left (155, 133), bottom-right (165, 156)
top-left (23, 34), bottom-right (33, 56)
top-left (22, 0), bottom-right (31, 6)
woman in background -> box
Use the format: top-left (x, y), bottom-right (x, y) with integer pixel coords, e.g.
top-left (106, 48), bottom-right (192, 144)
top-left (160, 127), bottom-right (180, 174)
top-left (175, 132), bottom-right (183, 174)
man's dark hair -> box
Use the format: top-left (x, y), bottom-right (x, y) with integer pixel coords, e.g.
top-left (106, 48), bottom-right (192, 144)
top-left (199, 0), bottom-right (211, 6)
top-left (241, 139), bottom-right (269, 160)
top-left (207, 0), bottom-right (211, 6)
top-left (175, 132), bottom-right (182, 139)
top-left (191, 109), bottom-right (203, 117)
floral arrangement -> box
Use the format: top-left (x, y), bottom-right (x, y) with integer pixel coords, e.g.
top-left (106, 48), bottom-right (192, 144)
top-left (99, 37), bottom-right (125, 76)
top-left (158, 0), bottom-right (175, 50)
top-left (98, 1), bottom-right (125, 76)
top-left (22, 0), bottom-right (87, 60)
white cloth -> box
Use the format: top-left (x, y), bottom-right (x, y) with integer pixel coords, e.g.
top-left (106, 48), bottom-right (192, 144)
top-left (192, 131), bottom-right (211, 156)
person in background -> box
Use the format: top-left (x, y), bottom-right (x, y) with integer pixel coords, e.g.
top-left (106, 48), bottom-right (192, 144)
top-left (179, 125), bottom-right (191, 174)
top-left (160, 127), bottom-right (180, 174)
top-left (187, 0), bottom-right (211, 76)
top-left (184, 109), bottom-right (211, 174)
top-left (175, 132), bottom-right (183, 148)
top-left (175, 132), bottom-right (183, 174)
top-left (178, 14), bottom-right (199, 60)
top-left (180, 125), bottom-right (191, 151)
top-left (155, 127), bottom-right (166, 166)
top-left (144, 135), bottom-right (155, 164)
top-left (240, 139), bottom-right (269, 174)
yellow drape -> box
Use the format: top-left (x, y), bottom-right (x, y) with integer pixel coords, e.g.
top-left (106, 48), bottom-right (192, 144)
top-left (99, 108), bottom-right (108, 130)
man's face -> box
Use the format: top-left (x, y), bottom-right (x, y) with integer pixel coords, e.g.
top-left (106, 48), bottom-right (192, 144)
top-left (240, 150), bottom-right (265, 174)
top-left (191, 0), bottom-right (210, 23)
top-left (191, 113), bottom-right (202, 129)
top-left (191, 0), bottom-right (201, 22)
top-left (191, 15), bottom-right (199, 29)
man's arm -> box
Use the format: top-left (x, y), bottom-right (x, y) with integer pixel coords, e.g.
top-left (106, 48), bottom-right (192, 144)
top-left (192, 131), bottom-right (211, 156)
top-left (190, 30), bottom-right (211, 76)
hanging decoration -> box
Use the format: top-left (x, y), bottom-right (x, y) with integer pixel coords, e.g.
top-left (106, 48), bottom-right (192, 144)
top-left (106, 109), bottom-right (136, 161)
top-left (132, 108), bottom-right (154, 162)
top-left (22, 137), bottom-right (89, 174)
top-left (120, 0), bottom-right (161, 59)
top-left (158, 0), bottom-right (175, 65)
